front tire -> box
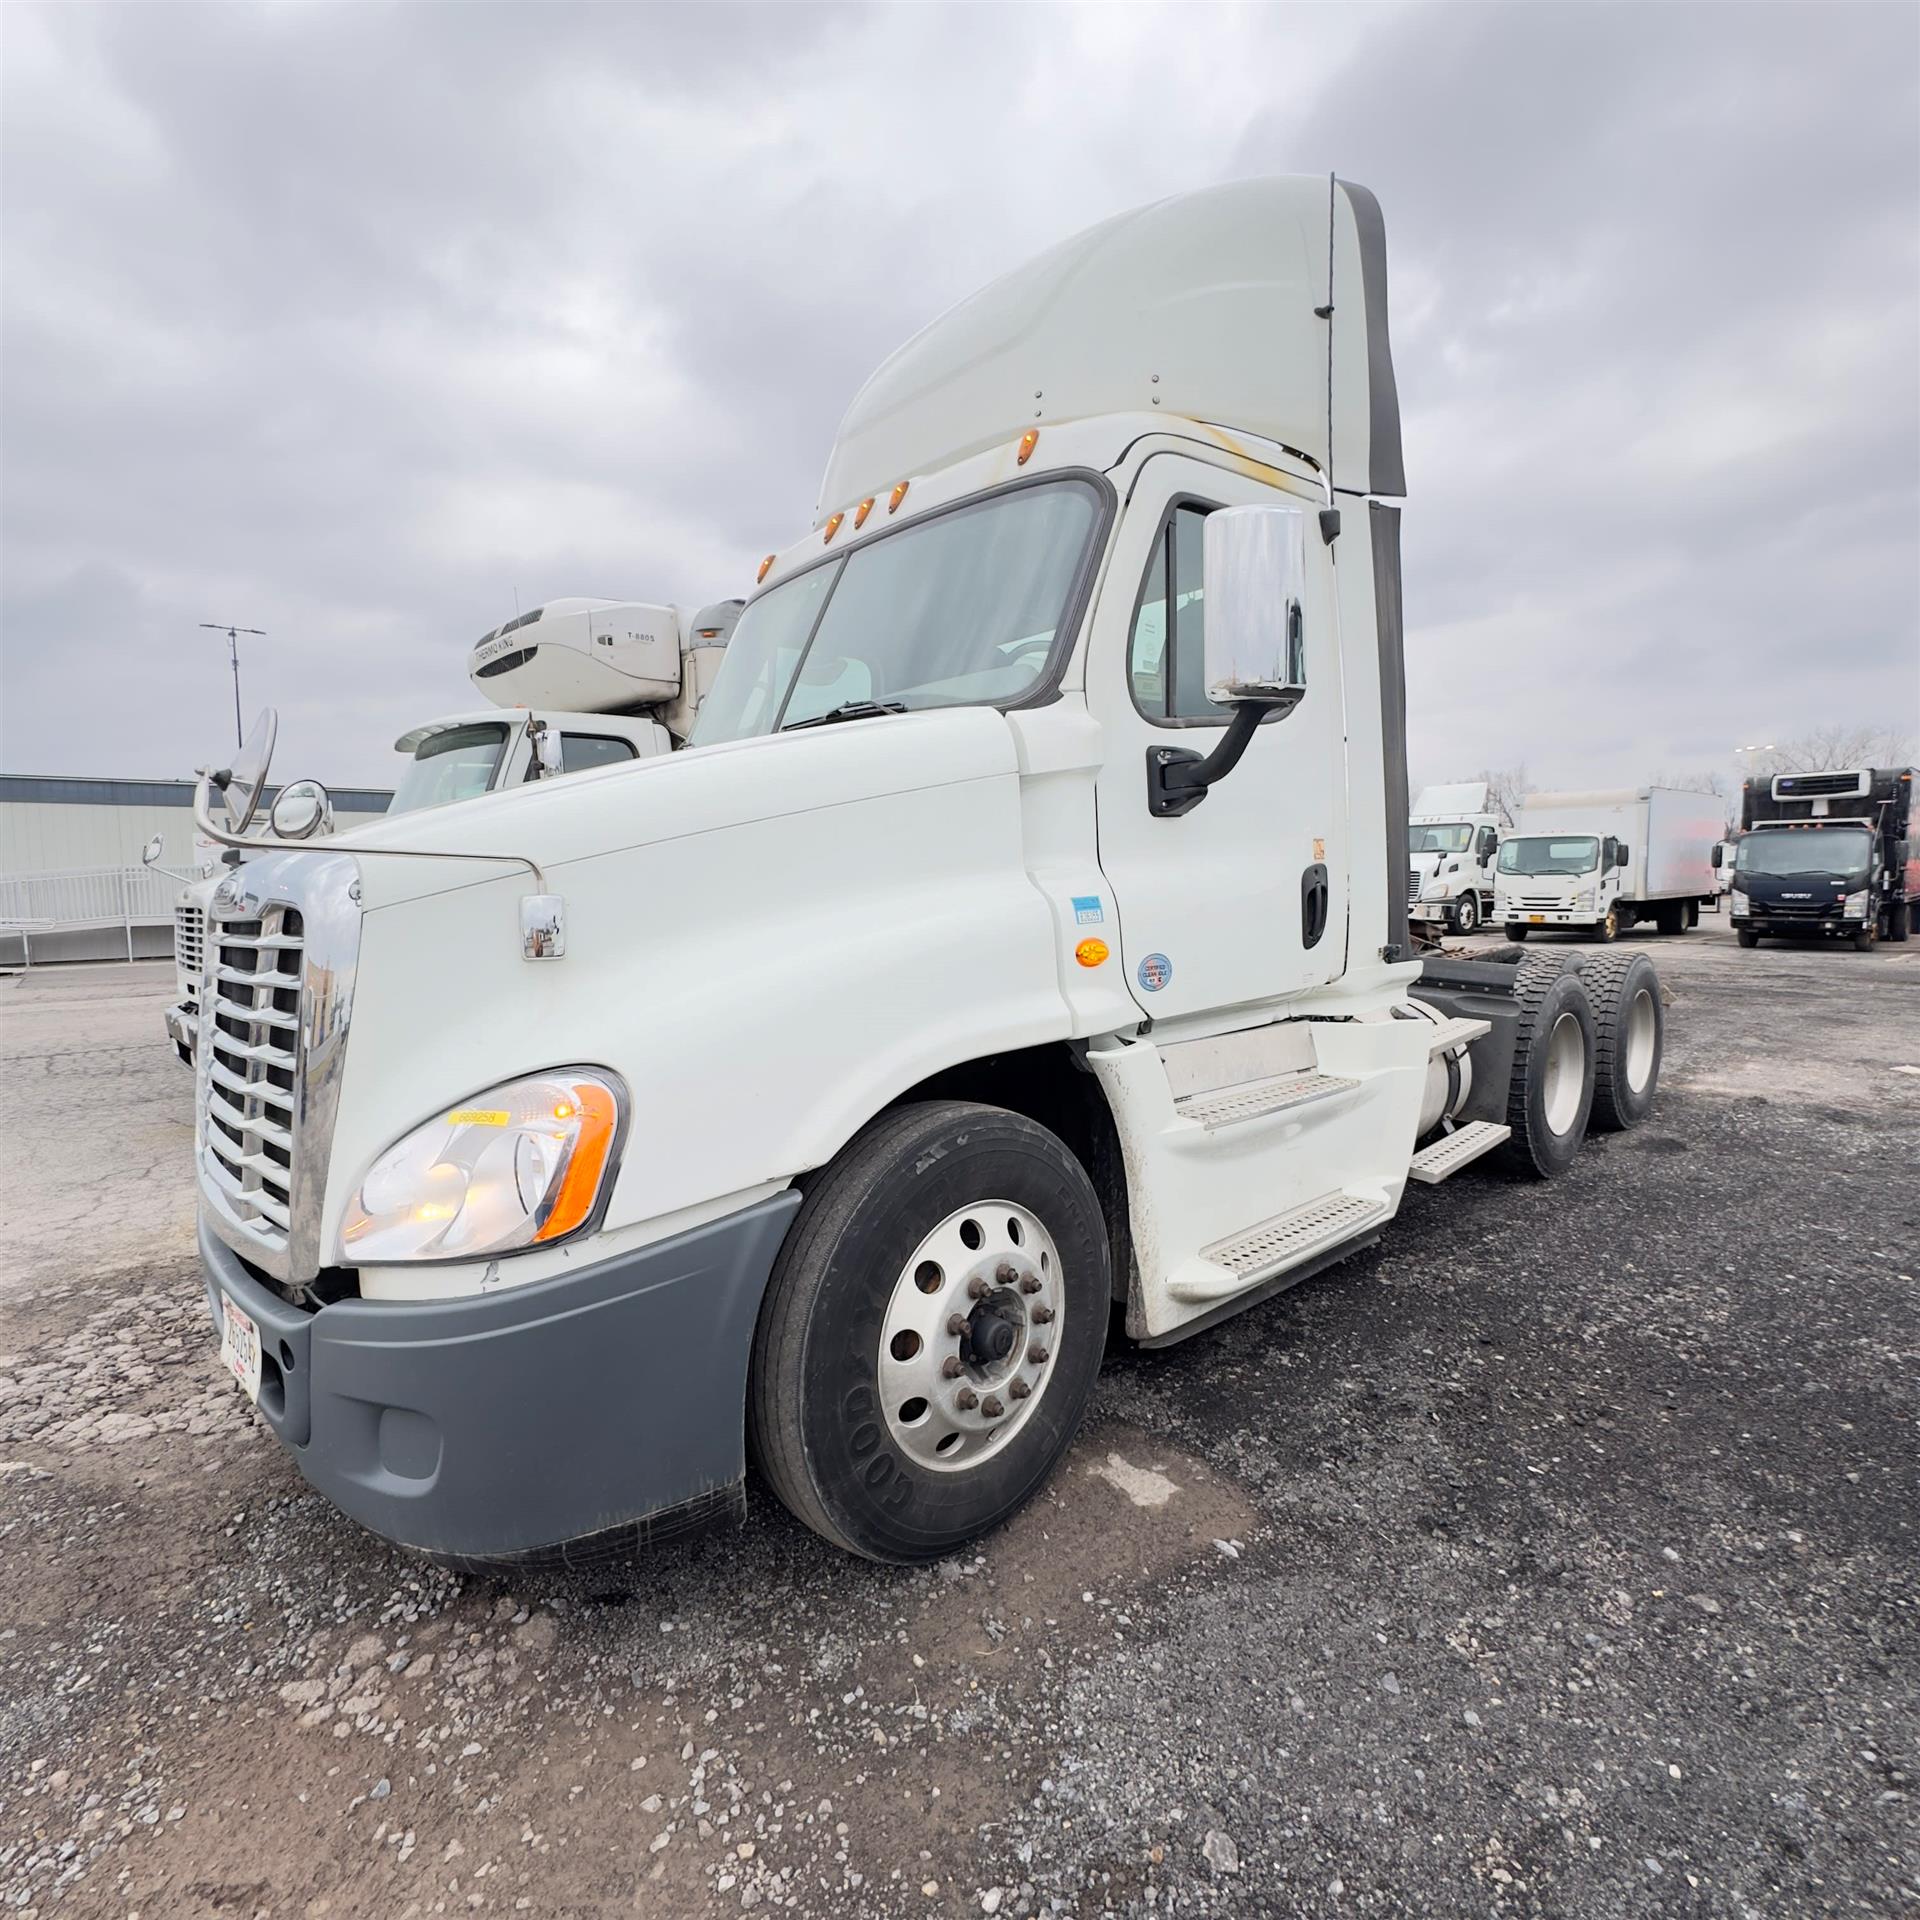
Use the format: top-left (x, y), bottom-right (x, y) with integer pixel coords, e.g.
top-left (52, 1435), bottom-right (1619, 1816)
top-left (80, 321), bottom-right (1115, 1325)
top-left (1737, 929), bottom-right (1760, 949)
top-left (1853, 922), bottom-right (1877, 953)
top-left (1507, 925), bottom-right (1529, 942)
top-left (1594, 908), bottom-right (1620, 943)
top-left (1452, 893), bottom-right (1480, 935)
top-left (1501, 961), bottom-right (1597, 1177)
top-left (749, 1101), bottom-right (1108, 1563)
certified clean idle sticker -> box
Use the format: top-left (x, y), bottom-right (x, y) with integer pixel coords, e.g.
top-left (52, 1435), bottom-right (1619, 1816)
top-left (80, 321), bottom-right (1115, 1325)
top-left (1137, 953), bottom-right (1172, 992)
top-left (1071, 895), bottom-right (1105, 926)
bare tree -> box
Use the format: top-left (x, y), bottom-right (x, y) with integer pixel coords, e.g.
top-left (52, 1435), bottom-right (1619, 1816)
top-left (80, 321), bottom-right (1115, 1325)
top-left (1751, 725), bottom-right (1915, 775)
top-left (1648, 767), bottom-right (1729, 799)
top-left (1473, 764), bottom-right (1528, 823)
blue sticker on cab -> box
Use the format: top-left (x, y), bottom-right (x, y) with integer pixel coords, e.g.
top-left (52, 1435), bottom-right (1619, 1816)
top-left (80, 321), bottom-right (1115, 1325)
top-left (1071, 895), bottom-right (1104, 926)
top-left (1137, 953), bottom-right (1172, 993)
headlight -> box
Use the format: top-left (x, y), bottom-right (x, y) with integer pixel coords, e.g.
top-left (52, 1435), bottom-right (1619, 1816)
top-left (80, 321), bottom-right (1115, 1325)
top-left (341, 1069), bottom-right (624, 1263)
top-left (1843, 892), bottom-right (1869, 920)
top-left (1730, 887), bottom-right (1748, 911)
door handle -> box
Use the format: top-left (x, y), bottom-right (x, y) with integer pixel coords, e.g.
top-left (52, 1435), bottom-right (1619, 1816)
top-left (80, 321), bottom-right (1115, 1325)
top-left (1301, 862), bottom-right (1329, 949)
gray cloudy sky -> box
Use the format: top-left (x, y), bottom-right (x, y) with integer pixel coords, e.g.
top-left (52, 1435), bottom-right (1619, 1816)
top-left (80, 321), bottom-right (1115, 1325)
top-left (2, 1), bottom-right (1916, 793)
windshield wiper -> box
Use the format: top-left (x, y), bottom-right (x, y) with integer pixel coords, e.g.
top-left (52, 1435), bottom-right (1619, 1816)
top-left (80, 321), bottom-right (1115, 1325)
top-left (781, 700), bottom-right (909, 733)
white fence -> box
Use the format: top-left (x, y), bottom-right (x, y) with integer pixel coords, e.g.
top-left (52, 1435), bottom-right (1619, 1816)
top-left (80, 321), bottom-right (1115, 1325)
top-left (0, 864), bottom-right (193, 964)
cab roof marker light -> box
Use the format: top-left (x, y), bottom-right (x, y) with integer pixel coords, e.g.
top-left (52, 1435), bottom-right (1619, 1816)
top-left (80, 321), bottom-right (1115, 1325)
top-left (823, 512), bottom-right (844, 544)
top-left (1017, 429), bottom-right (1039, 466)
top-left (853, 496), bottom-right (876, 529)
top-left (757, 554), bottom-right (775, 584)
top-left (888, 481), bottom-right (909, 514)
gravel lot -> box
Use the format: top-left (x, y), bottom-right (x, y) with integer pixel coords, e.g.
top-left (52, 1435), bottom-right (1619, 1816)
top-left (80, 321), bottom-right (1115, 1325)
top-left (2, 925), bottom-right (1915, 1919)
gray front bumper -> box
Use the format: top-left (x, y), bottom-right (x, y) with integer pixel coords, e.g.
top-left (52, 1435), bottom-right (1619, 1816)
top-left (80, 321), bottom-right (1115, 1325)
top-left (197, 1189), bottom-right (801, 1566)
top-left (164, 1001), bottom-right (198, 1065)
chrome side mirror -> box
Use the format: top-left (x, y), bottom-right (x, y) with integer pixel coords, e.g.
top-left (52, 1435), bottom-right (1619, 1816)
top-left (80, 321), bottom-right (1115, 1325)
top-left (1148, 504), bottom-right (1309, 819)
top-left (270, 778), bottom-right (334, 840)
top-left (141, 833), bottom-right (165, 868)
top-left (527, 719), bottom-right (563, 779)
top-left (521, 893), bottom-right (566, 960)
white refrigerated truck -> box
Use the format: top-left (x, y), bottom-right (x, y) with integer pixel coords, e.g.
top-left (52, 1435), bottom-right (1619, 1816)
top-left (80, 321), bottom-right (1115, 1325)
top-left (179, 178), bottom-right (1671, 1570)
top-left (1497, 787), bottom-right (1721, 942)
top-left (1407, 781), bottom-right (1505, 934)
top-left (163, 600), bottom-right (740, 1063)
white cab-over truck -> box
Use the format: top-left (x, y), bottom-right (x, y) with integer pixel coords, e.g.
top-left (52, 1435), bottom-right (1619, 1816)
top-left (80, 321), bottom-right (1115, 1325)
top-left (1406, 781), bottom-right (1505, 935)
top-left (1498, 787), bottom-right (1721, 943)
top-left (164, 600), bottom-right (740, 1064)
top-left (183, 179), bottom-right (1669, 1569)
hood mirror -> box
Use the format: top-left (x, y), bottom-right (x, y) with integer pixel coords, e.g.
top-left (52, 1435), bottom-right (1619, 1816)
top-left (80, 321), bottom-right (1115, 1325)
top-left (270, 778), bottom-right (334, 841)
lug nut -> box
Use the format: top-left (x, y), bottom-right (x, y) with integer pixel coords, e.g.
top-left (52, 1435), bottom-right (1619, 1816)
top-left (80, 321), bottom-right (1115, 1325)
top-left (996, 1262), bottom-right (1020, 1284)
top-left (956, 1387), bottom-right (979, 1410)
top-left (1029, 1346), bottom-right (1050, 1366)
top-left (967, 1276), bottom-right (990, 1300)
top-left (1018, 1275), bottom-right (1042, 1295)
top-left (1031, 1305), bottom-right (1055, 1325)
top-left (980, 1395), bottom-right (1005, 1419)
top-left (941, 1356), bottom-right (966, 1379)
top-left (946, 1313), bottom-right (968, 1337)
top-left (1009, 1378), bottom-right (1032, 1401)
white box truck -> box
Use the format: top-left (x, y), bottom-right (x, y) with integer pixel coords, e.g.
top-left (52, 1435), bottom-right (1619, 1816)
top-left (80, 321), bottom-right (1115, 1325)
top-left (161, 601), bottom-right (741, 1064)
top-left (176, 178), bottom-right (1671, 1569)
top-left (1497, 787), bottom-right (1721, 942)
top-left (1407, 780), bottom-right (1505, 934)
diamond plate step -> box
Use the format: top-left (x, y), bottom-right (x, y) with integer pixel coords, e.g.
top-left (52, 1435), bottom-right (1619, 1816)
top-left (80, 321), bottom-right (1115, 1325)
top-left (1419, 1015), bottom-right (1491, 1055)
top-left (1173, 1070), bottom-right (1361, 1132)
top-left (1407, 1119), bottom-right (1511, 1184)
top-left (1167, 1191), bottom-right (1391, 1303)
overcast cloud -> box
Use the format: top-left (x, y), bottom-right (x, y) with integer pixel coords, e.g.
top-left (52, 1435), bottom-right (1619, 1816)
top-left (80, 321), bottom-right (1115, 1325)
top-left (2, 1), bottom-right (1915, 793)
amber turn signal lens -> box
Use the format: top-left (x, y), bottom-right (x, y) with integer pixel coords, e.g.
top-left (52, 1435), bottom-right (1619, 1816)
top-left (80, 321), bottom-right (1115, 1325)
top-left (756, 554), bottom-right (775, 583)
top-left (1017, 429), bottom-right (1039, 466)
top-left (888, 480), bottom-right (909, 513)
top-left (823, 512), bottom-right (844, 544)
top-left (854, 497), bottom-right (875, 529)
top-left (533, 1081), bottom-right (619, 1244)
top-left (1074, 937), bottom-right (1109, 968)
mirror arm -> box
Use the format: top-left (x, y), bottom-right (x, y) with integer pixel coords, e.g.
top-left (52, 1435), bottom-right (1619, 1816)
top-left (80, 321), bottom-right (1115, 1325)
top-left (1146, 698), bottom-right (1297, 820)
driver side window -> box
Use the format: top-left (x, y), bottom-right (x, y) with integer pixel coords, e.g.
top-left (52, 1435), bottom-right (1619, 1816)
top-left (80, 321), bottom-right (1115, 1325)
top-left (1128, 503), bottom-right (1226, 724)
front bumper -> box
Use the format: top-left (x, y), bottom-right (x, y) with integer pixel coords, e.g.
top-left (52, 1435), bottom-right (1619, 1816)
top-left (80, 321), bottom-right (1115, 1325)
top-left (164, 1001), bottom-right (198, 1067)
top-left (197, 1189), bottom-right (801, 1566)
top-left (1732, 912), bottom-right (1852, 937)
top-left (1501, 907), bottom-right (1593, 927)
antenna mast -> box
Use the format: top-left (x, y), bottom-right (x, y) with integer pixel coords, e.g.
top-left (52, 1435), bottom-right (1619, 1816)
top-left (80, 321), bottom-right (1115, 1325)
top-left (200, 622), bottom-right (268, 749)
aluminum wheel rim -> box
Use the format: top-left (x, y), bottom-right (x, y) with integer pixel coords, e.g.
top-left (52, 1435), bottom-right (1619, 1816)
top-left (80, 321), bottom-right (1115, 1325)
top-left (1624, 987), bottom-right (1657, 1092)
top-left (1542, 1010), bottom-right (1586, 1135)
top-left (879, 1200), bottom-right (1063, 1474)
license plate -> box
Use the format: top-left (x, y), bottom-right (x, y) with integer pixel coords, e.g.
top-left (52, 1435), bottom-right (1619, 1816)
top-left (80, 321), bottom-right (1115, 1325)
top-left (219, 1294), bottom-right (263, 1404)
top-left (1528, 914), bottom-right (1545, 923)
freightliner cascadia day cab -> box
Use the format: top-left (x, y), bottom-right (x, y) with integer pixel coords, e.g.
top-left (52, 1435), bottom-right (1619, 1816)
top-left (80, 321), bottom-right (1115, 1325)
top-left (1497, 787), bottom-right (1721, 943)
top-left (1406, 781), bottom-right (1505, 935)
top-left (184, 178), bottom-right (1672, 1569)
top-left (1732, 767), bottom-right (1917, 950)
top-left (163, 600), bottom-right (741, 1064)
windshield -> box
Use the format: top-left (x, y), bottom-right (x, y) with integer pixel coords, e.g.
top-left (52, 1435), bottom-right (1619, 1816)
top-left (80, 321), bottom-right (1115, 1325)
top-left (1408, 823), bottom-right (1474, 855)
top-left (1736, 825), bottom-right (1871, 881)
top-left (1498, 834), bottom-right (1599, 877)
top-left (692, 478), bottom-right (1103, 746)
top-left (389, 722), bottom-right (510, 814)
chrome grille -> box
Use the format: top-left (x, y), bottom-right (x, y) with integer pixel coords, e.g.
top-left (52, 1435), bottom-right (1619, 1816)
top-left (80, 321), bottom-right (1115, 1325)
top-left (201, 905), bottom-right (304, 1248)
top-left (1407, 869), bottom-right (1420, 902)
top-left (173, 903), bottom-right (205, 999)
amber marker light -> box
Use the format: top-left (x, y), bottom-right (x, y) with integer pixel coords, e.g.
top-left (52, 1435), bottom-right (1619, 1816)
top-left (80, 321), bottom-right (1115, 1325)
top-left (853, 496), bottom-right (876, 529)
top-left (533, 1080), bottom-right (619, 1244)
top-left (1075, 937), bottom-right (1110, 968)
top-left (823, 512), bottom-right (844, 544)
top-left (888, 480), bottom-right (910, 513)
top-left (757, 554), bottom-right (775, 584)
top-left (1017, 429), bottom-right (1039, 465)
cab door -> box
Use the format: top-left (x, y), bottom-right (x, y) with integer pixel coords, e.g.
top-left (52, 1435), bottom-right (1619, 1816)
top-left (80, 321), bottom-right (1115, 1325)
top-left (1088, 454), bottom-right (1349, 1021)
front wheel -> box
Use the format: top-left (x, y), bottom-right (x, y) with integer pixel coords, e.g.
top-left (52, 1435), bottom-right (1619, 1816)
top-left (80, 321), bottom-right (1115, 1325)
top-left (1736, 929), bottom-right (1760, 949)
top-left (1507, 925), bottom-right (1530, 942)
top-left (1853, 923), bottom-right (1877, 953)
top-left (1452, 893), bottom-right (1481, 935)
top-left (1594, 908), bottom-right (1620, 943)
top-left (749, 1101), bottom-right (1108, 1563)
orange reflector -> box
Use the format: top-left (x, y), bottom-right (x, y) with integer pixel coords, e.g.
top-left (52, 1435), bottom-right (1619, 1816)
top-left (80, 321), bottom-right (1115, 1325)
top-left (1017, 429), bottom-right (1039, 466)
top-left (854, 496), bottom-right (875, 529)
top-left (534, 1081), bottom-right (618, 1244)
top-left (1075, 937), bottom-right (1109, 968)
top-left (888, 481), bottom-right (909, 513)
top-left (756, 554), bottom-right (775, 583)
top-left (823, 512), bottom-right (843, 544)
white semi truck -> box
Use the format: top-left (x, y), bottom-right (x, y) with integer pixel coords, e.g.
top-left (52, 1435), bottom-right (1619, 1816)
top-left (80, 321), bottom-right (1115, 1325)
top-left (1497, 787), bottom-right (1722, 942)
top-left (179, 178), bottom-right (1671, 1570)
top-left (163, 600), bottom-right (741, 1063)
top-left (1407, 780), bottom-right (1505, 934)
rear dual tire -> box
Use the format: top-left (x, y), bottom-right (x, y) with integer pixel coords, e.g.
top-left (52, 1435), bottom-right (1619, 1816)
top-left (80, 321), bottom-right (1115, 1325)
top-left (749, 1101), bottom-right (1108, 1564)
top-left (1581, 951), bottom-right (1663, 1131)
top-left (1502, 959), bottom-right (1597, 1177)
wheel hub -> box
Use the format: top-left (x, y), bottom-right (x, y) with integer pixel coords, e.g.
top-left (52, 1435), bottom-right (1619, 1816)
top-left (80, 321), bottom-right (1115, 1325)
top-left (879, 1203), bottom-right (1064, 1473)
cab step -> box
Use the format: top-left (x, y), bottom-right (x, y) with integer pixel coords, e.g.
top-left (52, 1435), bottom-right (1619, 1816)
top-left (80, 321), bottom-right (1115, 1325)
top-left (1407, 1119), bottom-right (1510, 1184)
top-left (1167, 1190), bottom-right (1392, 1304)
top-left (1419, 1015), bottom-right (1491, 1055)
top-left (1173, 1070), bottom-right (1361, 1132)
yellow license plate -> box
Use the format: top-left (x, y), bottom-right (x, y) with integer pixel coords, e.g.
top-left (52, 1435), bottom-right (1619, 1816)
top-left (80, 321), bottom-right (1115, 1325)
top-left (1528, 914), bottom-right (1545, 924)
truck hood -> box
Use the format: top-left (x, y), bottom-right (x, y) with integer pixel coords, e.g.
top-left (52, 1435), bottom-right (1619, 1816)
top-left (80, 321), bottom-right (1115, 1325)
top-left (329, 706), bottom-right (1023, 913)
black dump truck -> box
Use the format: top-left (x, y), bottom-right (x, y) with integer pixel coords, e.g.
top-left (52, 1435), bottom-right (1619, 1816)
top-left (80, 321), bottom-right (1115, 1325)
top-left (1731, 767), bottom-right (1916, 950)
